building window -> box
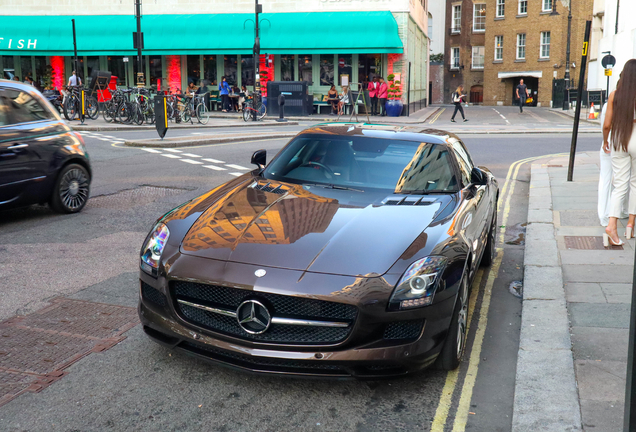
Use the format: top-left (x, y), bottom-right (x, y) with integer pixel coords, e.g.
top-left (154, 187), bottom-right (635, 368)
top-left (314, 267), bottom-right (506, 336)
top-left (495, 36), bottom-right (504, 61)
top-left (298, 55), bottom-right (312, 83)
top-left (20, 57), bottom-right (32, 81)
top-left (86, 56), bottom-right (99, 84)
top-left (320, 54), bottom-right (334, 86)
top-left (338, 54), bottom-right (352, 87)
top-left (203, 55), bottom-right (217, 85)
top-left (540, 31), bottom-right (551, 58)
top-left (187, 55), bottom-right (200, 87)
top-left (517, 33), bottom-right (526, 59)
top-left (224, 55), bottom-right (238, 86)
top-left (518, 0), bottom-right (527, 15)
top-left (472, 46), bottom-right (485, 69)
top-left (280, 54), bottom-right (295, 81)
top-left (149, 55), bottom-right (162, 90)
top-left (107, 57), bottom-right (126, 87)
top-left (452, 5), bottom-right (461, 33)
top-left (496, 0), bottom-right (505, 17)
top-left (241, 55), bottom-right (254, 86)
top-left (451, 47), bottom-right (460, 69)
top-left (542, 0), bottom-right (552, 11)
top-left (473, 4), bottom-right (486, 32)
top-left (358, 54), bottom-right (382, 85)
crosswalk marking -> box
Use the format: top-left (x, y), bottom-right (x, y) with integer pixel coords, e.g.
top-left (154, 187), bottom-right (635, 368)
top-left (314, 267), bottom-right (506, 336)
top-left (164, 149), bottom-right (182, 153)
top-left (181, 159), bottom-right (204, 165)
top-left (103, 135), bottom-right (117, 139)
top-left (203, 158), bottom-right (225, 164)
top-left (161, 154), bottom-right (181, 159)
top-left (225, 164), bottom-right (249, 170)
top-left (181, 153), bottom-right (202, 158)
top-left (203, 165), bottom-right (226, 171)
top-left (140, 148), bottom-right (162, 153)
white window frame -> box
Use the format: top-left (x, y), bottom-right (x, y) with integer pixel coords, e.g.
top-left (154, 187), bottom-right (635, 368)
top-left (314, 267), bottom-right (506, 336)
top-left (517, 33), bottom-right (526, 59)
top-left (452, 5), bottom-right (462, 33)
top-left (471, 46), bottom-right (485, 69)
top-left (496, 0), bottom-right (505, 17)
top-left (542, 0), bottom-right (552, 11)
top-left (540, 31), bottom-right (551, 58)
top-left (451, 47), bottom-right (460, 69)
top-left (495, 36), bottom-right (504, 61)
top-left (473, 4), bottom-right (487, 32)
top-left (518, 0), bottom-right (527, 15)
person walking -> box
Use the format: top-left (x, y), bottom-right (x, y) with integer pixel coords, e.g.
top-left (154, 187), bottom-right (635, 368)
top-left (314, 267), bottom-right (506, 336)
top-left (367, 76), bottom-right (379, 115)
top-left (603, 59), bottom-right (636, 246)
top-left (219, 76), bottom-right (230, 112)
top-left (450, 85), bottom-right (468, 122)
top-left (377, 77), bottom-right (388, 116)
top-left (67, 70), bottom-right (81, 87)
top-left (516, 79), bottom-right (529, 113)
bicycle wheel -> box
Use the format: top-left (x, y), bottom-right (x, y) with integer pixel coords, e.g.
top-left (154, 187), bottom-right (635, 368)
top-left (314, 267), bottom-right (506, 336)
top-left (117, 102), bottom-right (133, 124)
top-left (86, 96), bottom-right (99, 120)
top-left (255, 101), bottom-right (267, 120)
top-left (63, 97), bottom-right (77, 121)
top-left (145, 107), bottom-right (155, 125)
top-left (242, 104), bottom-right (252, 122)
top-left (103, 102), bottom-right (115, 122)
top-left (134, 105), bottom-right (144, 125)
top-left (181, 106), bottom-right (191, 124)
top-left (196, 103), bottom-right (209, 125)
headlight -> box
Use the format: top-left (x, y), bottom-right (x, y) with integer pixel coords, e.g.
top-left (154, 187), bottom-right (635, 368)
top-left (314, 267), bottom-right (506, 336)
top-left (140, 223), bottom-right (170, 276)
top-left (389, 256), bottom-right (448, 310)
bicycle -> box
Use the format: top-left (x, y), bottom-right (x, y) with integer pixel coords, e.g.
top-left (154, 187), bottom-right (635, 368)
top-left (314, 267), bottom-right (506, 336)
top-left (63, 86), bottom-right (97, 121)
top-left (242, 93), bottom-right (266, 122)
top-left (192, 92), bottom-right (210, 125)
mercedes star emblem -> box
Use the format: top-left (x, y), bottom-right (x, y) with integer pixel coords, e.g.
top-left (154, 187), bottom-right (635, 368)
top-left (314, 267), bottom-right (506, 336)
top-left (236, 300), bottom-right (271, 334)
top-left (254, 269), bottom-right (267, 278)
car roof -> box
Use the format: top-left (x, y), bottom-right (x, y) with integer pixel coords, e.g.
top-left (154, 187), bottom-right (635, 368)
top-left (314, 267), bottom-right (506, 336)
top-left (297, 123), bottom-right (461, 145)
top-left (0, 78), bottom-right (37, 93)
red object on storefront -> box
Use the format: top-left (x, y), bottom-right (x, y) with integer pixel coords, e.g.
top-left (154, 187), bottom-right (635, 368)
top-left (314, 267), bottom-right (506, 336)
top-left (339, 58), bottom-right (344, 67)
top-left (166, 55), bottom-right (181, 93)
top-left (50, 56), bottom-right (64, 90)
top-left (97, 76), bottom-right (118, 102)
top-left (259, 54), bottom-right (274, 97)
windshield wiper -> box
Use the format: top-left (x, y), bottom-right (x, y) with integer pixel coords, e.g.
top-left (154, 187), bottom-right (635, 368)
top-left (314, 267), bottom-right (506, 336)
top-left (303, 183), bottom-right (364, 192)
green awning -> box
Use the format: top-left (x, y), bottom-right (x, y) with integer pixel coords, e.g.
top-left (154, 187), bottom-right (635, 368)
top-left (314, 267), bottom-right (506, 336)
top-left (0, 12), bottom-right (403, 56)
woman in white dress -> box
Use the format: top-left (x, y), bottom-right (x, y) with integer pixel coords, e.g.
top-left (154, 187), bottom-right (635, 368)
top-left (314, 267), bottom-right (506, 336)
top-left (598, 102), bottom-right (628, 226)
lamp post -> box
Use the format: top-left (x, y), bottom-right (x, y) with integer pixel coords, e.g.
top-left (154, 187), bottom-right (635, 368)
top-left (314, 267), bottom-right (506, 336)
top-left (135, 0), bottom-right (144, 87)
top-left (253, 0), bottom-right (262, 121)
top-left (563, 0), bottom-right (573, 110)
top-left (71, 19), bottom-right (79, 81)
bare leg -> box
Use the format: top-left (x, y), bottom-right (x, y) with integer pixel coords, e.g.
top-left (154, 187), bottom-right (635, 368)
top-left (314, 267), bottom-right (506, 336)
top-left (606, 216), bottom-right (621, 243)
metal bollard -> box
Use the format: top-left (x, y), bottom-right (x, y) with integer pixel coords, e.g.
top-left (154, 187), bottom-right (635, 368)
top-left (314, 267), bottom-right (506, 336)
top-left (276, 93), bottom-right (287, 122)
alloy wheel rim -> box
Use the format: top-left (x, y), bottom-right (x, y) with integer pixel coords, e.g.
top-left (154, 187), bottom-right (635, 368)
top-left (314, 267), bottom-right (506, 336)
top-left (59, 168), bottom-right (89, 210)
top-left (456, 278), bottom-right (468, 359)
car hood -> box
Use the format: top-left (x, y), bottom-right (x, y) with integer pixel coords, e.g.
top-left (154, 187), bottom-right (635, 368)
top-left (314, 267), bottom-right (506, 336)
top-left (179, 179), bottom-right (452, 277)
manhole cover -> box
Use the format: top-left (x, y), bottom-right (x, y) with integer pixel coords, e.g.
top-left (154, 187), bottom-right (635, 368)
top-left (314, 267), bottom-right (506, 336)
top-left (0, 298), bottom-right (138, 408)
top-left (564, 236), bottom-right (623, 250)
top-left (89, 185), bottom-right (192, 209)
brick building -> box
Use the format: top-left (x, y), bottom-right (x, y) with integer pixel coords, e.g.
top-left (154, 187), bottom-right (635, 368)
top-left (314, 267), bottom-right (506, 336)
top-left (443, 0), bottom-right (486, 104)
top-left (482, 0), bottom-right (593, 107)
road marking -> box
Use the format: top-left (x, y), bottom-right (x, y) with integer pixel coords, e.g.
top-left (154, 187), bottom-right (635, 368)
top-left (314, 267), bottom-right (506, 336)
top-left (203, 165), bottom-right (226, 171)
top-left (492, 108), bottom-right (511, 125)
top-left (180, 159), bottom-right (204, 164)
top-left (96, 137), bottom-right (111, 141)
top-left (429, 108), bottom-right (446, 124)
top-left (164, 149), bottom-right (182, 153)
top-left (103, 135), bottom-right (117, 139)
top-left (203, 158), bottom-right (225, 164)
top-left (229, 172), bottom-right (243, 177)
top-left (226, 164), bottom-right (249, 170)
top-left (161, 154), bottom-right (181, 159)
top-left (181, 153), bottom-right (202, 158)
top-left (525, 110), bottom-right (549, 123)
top-left (140, 148), bottom-right (162, 153)
top-left (191, 132), bottom-right (203, 135)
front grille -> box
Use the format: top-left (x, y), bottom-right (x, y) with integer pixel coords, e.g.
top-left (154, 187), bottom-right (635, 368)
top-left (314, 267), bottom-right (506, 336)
top-left (251, 182), bottom-right (288, 194)
top-left (383, 320), bottom-right (424, 341)
top-left (180, 342), bottom-right (346, 374)
top-left (172, 281), bottom-right (357, 345)
top-left (141, 282), bottom-right (168, 308)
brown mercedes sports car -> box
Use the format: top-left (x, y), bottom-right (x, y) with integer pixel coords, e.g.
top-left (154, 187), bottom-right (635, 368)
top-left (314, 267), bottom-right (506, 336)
top-left (138, 123), bottom-right (498, 378)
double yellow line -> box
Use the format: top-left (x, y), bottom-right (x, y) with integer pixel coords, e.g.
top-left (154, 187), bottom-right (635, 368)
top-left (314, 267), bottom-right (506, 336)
top-left (431, 152), bottom-right (568, 432)
top-left (429, 108), bottom-right (446, 124)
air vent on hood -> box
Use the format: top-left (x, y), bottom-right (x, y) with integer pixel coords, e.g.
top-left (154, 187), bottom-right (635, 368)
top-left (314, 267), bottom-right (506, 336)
top-left (381, 195), bottom-right (437, 206)
top-left (250, 182), bottom-right (289, 195)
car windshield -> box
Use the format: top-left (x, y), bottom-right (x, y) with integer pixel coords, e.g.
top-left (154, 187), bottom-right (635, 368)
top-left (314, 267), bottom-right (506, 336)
top-left (262, 135), bottom-right (459, 193)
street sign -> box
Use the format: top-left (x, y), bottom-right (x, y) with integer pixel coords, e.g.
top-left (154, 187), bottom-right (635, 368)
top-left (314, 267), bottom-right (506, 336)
top-left (136, 72), bottom-right (145, 87)
top-left (132, 32), bottom-right (144, 49)
top-left (123, 57), bottom-right (129, 63)
top-left (601, 54), bottom-right (616, 69)
top-left (605, 68), bottom-right (613, 76)
top-left (154, 94), bottom-right (168, 139)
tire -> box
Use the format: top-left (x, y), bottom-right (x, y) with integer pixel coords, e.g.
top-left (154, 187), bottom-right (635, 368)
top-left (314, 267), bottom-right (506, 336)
top-left (196, 104), bottom-right (209, 125)
top-left (182, 106), bottom-right (191, 124)
top-left (145, 108), bottom-right (155, 125)
top-left (86, 96), bottom-right (99, 120)
top-left (134, 105), bottom-right (144, 125)
top-left (63, 97), bottom-right (77, 121)
top-left (117, 103), bottom-right (133, 124)
top-left (480, 202), bottom-right (498, 267)
top-left (435, 271), bottom-right (469, 371)
top-left (255, 101), bottom-right (267, 120)
top-left (49, 163), bottom-right (91, 214)
top-left (103, 103), bottom-right (115, 122)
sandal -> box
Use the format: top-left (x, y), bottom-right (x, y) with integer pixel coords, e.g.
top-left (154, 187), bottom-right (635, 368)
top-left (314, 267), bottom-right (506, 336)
top-left (626, 225), bottom-right (633, 240)
top-left (604, 231), bottom-right (624, 247)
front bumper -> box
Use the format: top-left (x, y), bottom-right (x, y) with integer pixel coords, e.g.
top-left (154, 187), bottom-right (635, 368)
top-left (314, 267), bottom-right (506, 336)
top-left (138, 258), bottom-right (458, 378)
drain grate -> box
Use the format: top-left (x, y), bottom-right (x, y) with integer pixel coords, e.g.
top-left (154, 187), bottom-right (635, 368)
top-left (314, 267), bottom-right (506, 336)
top-left (89, 185), bottom-right (192, 209)
top-left (0, 298), bottom-right (138, 407)
top-left (564, 236), bottom-right (623, 250)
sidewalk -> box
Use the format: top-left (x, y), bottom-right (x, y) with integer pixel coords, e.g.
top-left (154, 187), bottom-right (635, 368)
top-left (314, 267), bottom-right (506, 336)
top-left (548, 107), bottom-right (601, 126)
top-left (513, 151), bottom-right (629, 431)
top-left (67, 116), bottom-right (298, 131)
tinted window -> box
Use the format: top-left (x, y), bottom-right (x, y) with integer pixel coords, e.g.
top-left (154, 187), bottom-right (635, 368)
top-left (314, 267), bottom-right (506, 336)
top-left (263, 135), bottom-right (458, 193)
top-left (0, 87), bottom-right (54, 124)
top-left (450, 139), bottom-right (473, 186)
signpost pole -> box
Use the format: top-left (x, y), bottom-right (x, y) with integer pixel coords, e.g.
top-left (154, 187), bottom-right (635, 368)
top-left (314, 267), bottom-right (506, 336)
top-left (71, 19), bottom-right (79, 82)
top-left (626, 256), bottom-right (636, 432)
top-left (135, 0), bottom-right (144, 87)
top-left (253, 0), bottom-right (261, 121)
top-left (567, 20), bottom-right (592, 182)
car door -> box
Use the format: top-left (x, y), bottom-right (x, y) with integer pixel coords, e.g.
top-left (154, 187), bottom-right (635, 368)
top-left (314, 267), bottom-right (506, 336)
top-left (0, 87), bottom-right (52, 205)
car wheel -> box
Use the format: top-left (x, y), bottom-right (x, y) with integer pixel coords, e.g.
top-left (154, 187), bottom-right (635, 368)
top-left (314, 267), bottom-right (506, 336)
top-left (480, 203), bottom-right (498, 267)
top-left (436, 272), bottom-right (469, 371)
top-left (50, 163), bottom-right (90, 214)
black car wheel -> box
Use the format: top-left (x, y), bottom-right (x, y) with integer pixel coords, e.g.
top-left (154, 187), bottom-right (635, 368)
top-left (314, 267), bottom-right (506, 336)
top-left (50, 164), bottom-right (90, 213)
top-left (436, 271), bottom-right (469, 371)
top-left (480, 203), bottom-right (498, 267)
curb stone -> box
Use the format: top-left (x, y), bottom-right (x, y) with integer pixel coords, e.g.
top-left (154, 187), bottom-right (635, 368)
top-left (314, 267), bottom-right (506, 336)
top-left (70, 120), bottom-right (298, 132)
top-left (123, 132), bottom-right (297, 148)
top-left (511, 164), bottom-right (582, 432)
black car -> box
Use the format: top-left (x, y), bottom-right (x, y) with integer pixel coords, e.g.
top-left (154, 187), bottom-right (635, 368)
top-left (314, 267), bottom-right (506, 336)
top-left (0, 79), bottom-right (91, 213)
top-left (139, 123), bottom-right (498, 377)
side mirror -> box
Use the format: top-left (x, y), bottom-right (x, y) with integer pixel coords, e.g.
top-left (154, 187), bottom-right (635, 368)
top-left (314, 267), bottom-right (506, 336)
top-left (471, 167), bottom-right (487, 186)
top-left (251, 149), bottom-right (266, 170)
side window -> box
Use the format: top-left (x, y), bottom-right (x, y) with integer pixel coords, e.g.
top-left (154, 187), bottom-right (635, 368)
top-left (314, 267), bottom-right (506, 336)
top-left (0, 97), bottom-right (9, 127)
top-left (451, 140), bottom-right (474, 186)
top-left (0, 88), bottom-right (54, 125)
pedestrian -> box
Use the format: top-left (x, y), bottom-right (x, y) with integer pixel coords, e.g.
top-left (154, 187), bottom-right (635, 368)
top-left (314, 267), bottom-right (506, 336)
top-left (219, 76), bottom-right (230, 112)
top-left (377, 77), bottom-right (388, 116)
top-left (337, 86), bottom-right (349, 116)
top-left (327, 85), bottom-right (338, 114)
top-left (367, 76), bottom-right (379, 115)
top-left (67, 70), bottom-right (81, 87)
top-left (516, 79), bottom-right (529, 113)
top-left (450, 85), bottom-right (468, 122)
top-left (603, 59), bottom-right (636, 247)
